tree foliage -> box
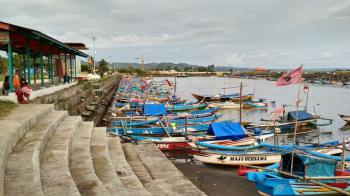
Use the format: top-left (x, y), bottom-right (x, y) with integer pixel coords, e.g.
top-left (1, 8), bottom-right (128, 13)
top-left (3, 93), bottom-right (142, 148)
top-left (81, 62), bottom-right (92, 73)
top-left (97, 59), bottom-right (109, 76)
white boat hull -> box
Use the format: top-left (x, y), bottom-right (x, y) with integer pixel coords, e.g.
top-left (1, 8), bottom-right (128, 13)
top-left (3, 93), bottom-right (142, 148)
top-left (194, 152), bottom-right (281, 166)
top-left (208, 102), bottom-right (240, 109)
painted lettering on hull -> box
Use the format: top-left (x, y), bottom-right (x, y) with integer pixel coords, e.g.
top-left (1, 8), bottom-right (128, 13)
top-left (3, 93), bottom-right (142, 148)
top-left (229, 156), bottom-right (268, 161)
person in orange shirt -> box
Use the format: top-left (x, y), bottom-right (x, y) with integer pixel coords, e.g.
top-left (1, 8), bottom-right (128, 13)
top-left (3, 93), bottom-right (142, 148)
top-left (13, 70), bottom-right (20, 90)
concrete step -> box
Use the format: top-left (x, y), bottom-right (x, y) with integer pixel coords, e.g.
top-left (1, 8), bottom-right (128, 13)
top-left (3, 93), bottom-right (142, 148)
top-left (4, 110), bottom-right (68, 196)
top-left (41, 116), bottom-right (82, 196)
top-left (107, 136), bottom-right (151, 195)
top-left (0, 104), bottom-right (53, 195)
top-left (91, 127), bottom-right (129, 195)
top-left (133, 143), bottom-right (207, 196)
top-left (122, 143), bottom-right (167, 196)
top-left (69, 122), bottom-right (110, 196)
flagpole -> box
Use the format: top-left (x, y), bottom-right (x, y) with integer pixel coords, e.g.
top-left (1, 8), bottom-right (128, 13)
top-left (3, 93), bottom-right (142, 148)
top-left (290, 65), bottom-right (303, 174)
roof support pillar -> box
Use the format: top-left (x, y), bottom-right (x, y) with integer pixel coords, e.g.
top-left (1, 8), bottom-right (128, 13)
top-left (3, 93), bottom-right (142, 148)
top-left (69, 54), bottom-right (73, 83)
top-left (49, 47), bottom-right (53, 86)
top-left (64, 53), bottom-right (67, 83)
top-left (22, 53), bottom-right (26, 81)
top-left (58, 51), bottom-right (61, 84)
top-left (33, 55), bottom-right (36, 83)
top-left (7, 32), bottom-right (14, 92)
top-left (25, 37), bottom-right (31, 85)
top-left (40, 45), bottom-right (44, 88)
top-left (74, 55), bottom-right (77, 80)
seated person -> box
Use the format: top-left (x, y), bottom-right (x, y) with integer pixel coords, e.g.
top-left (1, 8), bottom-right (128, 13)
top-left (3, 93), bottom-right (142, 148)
top-left (2, 76), bottom-right (10, 95)
top-left (16, 79), bottom-right (31, 104)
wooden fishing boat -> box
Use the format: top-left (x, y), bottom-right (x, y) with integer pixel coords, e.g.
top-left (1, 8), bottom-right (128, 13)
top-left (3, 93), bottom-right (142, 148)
top-left (194, 150), bottom-right (281, 166)
top-left (192, 93), bottom-right (239, 102)
top-left (230, 94), bottom-right (254, 102)
top-left (128, 136), bottom-right (192, 151)
top-left (249, 110), bottom-right (320, 133)
top-left (168, 114), bottom-right (222, 125)
top-left (112, 118), bottom-right (160, 127)
top-left (190, 107), bottom-right (219, 115)
top-left (244, 100), bottom-right (269, 109)
top-left (109, 123), bottom-right (210, 136)
top-left (339, 114), bottom-right (350, 123)
top-left (208, 101), bottom-right (240, 109)
top-left (191, 122), bottom-right (274, 150)
top-left (195, 137), bottom-right (257, 148)
top-left (247, 153), bottom-right (350, 195)
top-left (166, 103), bottom-right (207, 112)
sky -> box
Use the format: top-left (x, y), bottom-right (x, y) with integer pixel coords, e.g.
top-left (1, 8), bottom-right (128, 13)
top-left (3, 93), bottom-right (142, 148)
top-left (1, 0), bottom-right (350, 69)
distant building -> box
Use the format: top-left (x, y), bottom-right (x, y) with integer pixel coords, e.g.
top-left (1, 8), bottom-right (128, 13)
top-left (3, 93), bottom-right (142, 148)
top-left (65, 43), bottom-right (89, 77)
top-left (255, 67), bottom-right (269, 72)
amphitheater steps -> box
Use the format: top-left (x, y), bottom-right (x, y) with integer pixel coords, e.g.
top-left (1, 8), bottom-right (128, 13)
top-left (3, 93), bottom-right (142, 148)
top-left (91, 127), bottom-right (129, 195)
top-left (0, 104), bottom-right (53, 196)
top-left (122, 143), bottom-right (167, 196)
top-left (4, 110), bottom-right (67, 196)
top-left (107, 136), bottom-right (151, 195)
top-left (69, 122), bottom-right (110, 196)
top-left (41, 116), bottom-right (82, 196)
top-left (0, 103), bottom-right (206, 196)
top-left (133, 143), bottom-right (207, 196)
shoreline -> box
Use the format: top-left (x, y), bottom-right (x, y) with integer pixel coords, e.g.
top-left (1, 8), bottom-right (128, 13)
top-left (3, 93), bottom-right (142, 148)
top-left (172, 160), bottom-right (258, 196)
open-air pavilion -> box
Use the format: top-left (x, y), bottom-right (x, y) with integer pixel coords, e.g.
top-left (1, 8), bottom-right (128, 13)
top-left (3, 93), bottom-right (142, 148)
top-left (0, 21), bottom-right (89, 93)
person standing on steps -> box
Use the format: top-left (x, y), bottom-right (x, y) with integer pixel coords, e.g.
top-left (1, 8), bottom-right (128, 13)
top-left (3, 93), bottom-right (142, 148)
top-left (13, 70), bottom-right (20, 90)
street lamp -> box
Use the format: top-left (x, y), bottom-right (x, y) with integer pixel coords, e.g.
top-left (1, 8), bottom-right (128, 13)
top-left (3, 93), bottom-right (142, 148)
top-left (87, 36), bottom-right (97, 74)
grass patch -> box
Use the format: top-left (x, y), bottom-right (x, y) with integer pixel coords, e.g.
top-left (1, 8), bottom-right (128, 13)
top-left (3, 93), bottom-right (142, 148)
top-left (82, 81), bottom-right (91, 91)
top-left (0, 100), bottom-right (17, 119)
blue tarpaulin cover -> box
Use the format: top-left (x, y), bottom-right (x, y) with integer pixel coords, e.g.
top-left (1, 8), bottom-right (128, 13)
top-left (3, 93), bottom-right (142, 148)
top-left (207, 122), bottom-right (246, 140)
top-left (287, 110), bottom-right (313, 121)
top-left (281, 153), bottom-right (336, 177)
top-left (143, 104), bottom-right (166, 116)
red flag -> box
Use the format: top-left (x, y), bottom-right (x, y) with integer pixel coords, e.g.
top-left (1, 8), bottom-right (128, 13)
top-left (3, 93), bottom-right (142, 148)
top-left (141, 80), bottom-right (147, 90)
top-left (165, 79), bottom-right (172, 87)
top-left (276, 66), bottom-right (302, 86)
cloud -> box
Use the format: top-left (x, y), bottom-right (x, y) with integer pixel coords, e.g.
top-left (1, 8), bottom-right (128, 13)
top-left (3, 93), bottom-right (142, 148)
top-left (220, 53), bottom-right (244, 66)
top-left (0, 0), bottom-right (349, 68)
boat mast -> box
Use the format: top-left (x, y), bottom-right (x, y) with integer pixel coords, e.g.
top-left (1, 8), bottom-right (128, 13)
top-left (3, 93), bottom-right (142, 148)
top-left (304, 84), bottom-right (309, 112)
top-left (173, 76), bottom-right (177, 103)
top-left (290, 65), bottom-right (303, 174)
top-left (239, 82), bottom-right (242, 125)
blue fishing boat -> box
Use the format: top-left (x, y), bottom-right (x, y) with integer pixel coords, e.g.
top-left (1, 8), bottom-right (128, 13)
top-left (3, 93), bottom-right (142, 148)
top-left (166, 103), bottom-right (207, 112)
top-left (247, 153), bottom-right (350, 195)
top-left (111, 118), bottom-right (160, 127)
top-left (191, 107), bottom-right (219, 115)
top-left (168, 114), bottom-right (223, 125)
top-left (195, 122), bottom-right (274, 150)
top-left (109, 123), bottom-right (210, 136)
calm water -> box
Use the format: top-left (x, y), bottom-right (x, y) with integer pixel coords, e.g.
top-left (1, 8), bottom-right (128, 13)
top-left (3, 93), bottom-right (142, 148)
top-left (156, 76), bottom-right (350, 143)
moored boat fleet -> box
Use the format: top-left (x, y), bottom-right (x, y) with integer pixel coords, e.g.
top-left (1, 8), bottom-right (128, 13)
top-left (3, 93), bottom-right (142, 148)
top-left (109, 75), bottom-right (350, 195)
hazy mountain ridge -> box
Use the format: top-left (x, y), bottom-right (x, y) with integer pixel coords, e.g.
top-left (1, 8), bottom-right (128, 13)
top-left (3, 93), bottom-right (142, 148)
top-left (102, 61), bottom-right (349, 72)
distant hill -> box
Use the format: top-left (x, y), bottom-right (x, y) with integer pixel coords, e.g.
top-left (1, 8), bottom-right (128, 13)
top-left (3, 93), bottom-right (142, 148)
top-left (98, 60), bottom-right (349, 73)
top-left (112, 62), bottom-right (201, 70)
